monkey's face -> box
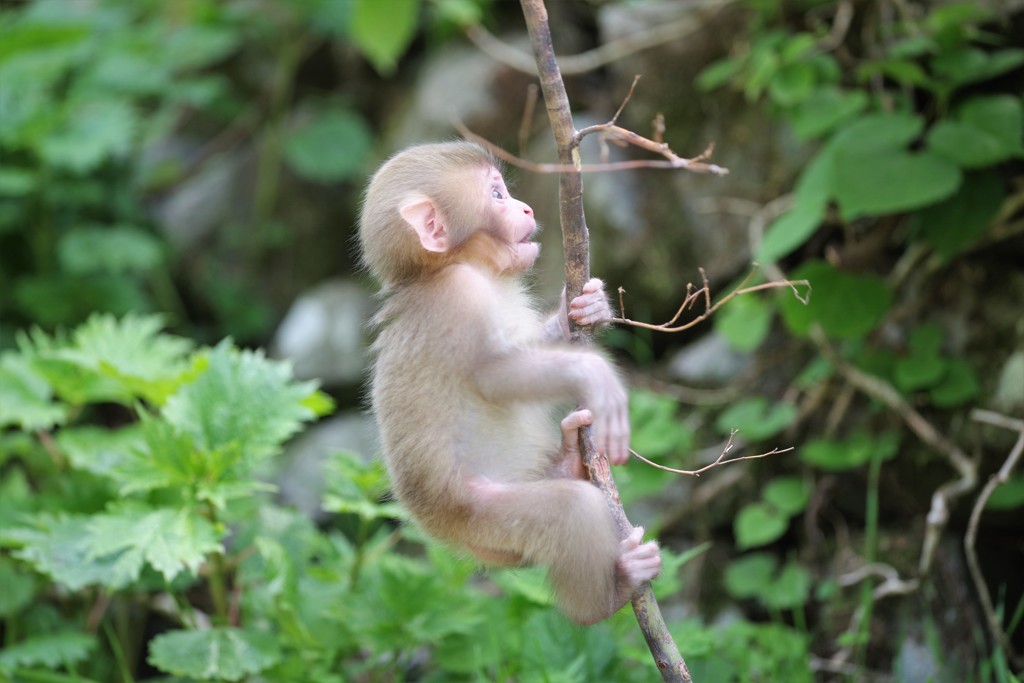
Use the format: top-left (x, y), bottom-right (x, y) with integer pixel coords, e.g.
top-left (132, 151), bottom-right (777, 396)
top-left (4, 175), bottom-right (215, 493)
top-left (483, 167), bottom-right (539, 272)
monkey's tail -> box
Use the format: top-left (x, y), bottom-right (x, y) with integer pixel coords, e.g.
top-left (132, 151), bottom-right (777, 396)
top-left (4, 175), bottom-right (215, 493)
top-left (465, 478), bottom-right (620, 625)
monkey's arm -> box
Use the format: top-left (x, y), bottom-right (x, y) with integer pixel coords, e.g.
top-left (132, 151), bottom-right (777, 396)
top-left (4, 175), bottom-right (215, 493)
top-left (543, 278), bottom-right (613, 341)
top-left (473, 347), bottom-right (630, 464)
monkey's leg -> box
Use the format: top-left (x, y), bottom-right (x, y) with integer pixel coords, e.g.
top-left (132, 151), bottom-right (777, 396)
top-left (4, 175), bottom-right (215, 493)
top-left (466, 476), bottom-right (621, 624)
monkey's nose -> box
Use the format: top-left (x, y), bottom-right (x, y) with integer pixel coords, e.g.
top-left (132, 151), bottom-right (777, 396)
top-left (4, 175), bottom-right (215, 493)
top-left (523, 205), bottom-right (534, 216)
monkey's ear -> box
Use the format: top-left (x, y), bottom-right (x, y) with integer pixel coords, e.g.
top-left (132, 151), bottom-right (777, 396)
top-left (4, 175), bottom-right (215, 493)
top-left (400, 196), bottom-right (449, 253)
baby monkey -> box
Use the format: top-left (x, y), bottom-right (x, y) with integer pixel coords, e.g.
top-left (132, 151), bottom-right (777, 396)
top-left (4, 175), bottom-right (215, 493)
top-left (359, 141), bottom-right (660, 625)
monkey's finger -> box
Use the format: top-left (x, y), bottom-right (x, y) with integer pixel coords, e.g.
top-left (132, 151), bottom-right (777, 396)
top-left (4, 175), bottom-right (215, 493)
top-left (582, 277), bottom-right (604, 294)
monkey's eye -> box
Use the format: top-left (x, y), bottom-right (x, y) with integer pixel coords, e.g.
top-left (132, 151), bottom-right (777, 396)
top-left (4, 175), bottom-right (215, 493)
top-left (491, 188), bottom-right (504, 199)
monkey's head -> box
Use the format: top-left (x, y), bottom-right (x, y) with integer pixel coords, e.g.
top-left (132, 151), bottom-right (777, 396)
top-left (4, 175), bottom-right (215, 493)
top-left (359, 141), bottom-right (538, 287)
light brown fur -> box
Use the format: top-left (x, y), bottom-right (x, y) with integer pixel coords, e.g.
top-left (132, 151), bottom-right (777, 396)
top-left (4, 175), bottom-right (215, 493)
top-left (359, 142), bottom-right (660, 625)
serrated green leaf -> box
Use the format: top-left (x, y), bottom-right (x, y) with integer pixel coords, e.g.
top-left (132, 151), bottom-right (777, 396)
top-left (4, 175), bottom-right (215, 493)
top-left (284, 106), bottom-right (373, 182)
top-left (58, 313), bottom-right (193, 404)
top-left (724, 553), bottom-right (777, 598)
top-left (716, 397), bottom-right (796, 441)
top-left (86, 506), bottom-right (221, 583)
top-left (58, 225), bottom-right (164, 275)
top-left (763, 477), bottom-right (809, 516)
top-left (0, 630), bottom-right (95, 675)
top-left (351, 0), bottom-right (420, 75)
top-left (735, 502), bottom-right (789, 549)
top-left (9, 515), bottom-right (135, 590)
top-left (163, 342), bottom-right (319, 462)
top-left (716, 294), bottom-right (772, 352)
top-left (322, 451), bottom-right (404, 521)
top-left (39, 99), bottom-right (138, 173)
top-left (779, 261), bottom-right (891, 339)
top-left (0, 352), bottom-right (66, 430)
top-left (148, 627), bottom-right (281, 681)
top-left (55, 424), bottom-right (144, 478)
top-left (930, 359), bottom-right (980, 408)
top-left (914, 171), bottom-right (1003, 260)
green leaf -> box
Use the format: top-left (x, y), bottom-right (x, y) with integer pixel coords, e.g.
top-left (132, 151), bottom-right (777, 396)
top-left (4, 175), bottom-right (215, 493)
top-left (724, 553), bottom-right (777, 598)
top-left (932, 48), bottom-right (1024, 89)
top-left (832, 150), bottom-right (961, 220)
top-left (914, 171), bottom-right (1003, 260)
top-left (769, 61), bottom-right (816, 107)
top-left (0, 631), bottom-right (95, 675)
top-left (9, 515), bottom-right (135, 590)
top-left (789, 88), bottom-right (868, 140)
top-left (55, 424), bottom-right (144, 479)
top-left (716, 294), bottom-right (772, 352)
top-left (629, 389), bottom-right (692, 458)
top-left (322, 451), bottom-right (405, 521)
top-left (831, 113), bottom-right (924, 154)
top-left (697, 56), bottom-right (745, 91)
top-left (930, 359), bottom-right (980, 408)
top-left (148, 627), bottom-right (281, 681)
top-left (987, 476), bottom-right (1024, 510)
top-left (59, 314), bottom-right (193, 404)
top-left (716, 397), bottom-right (796, 441)
top-left (778, 261), bottom-right (891, 340)
top-left (0, 558), bottom-right (35, 618)
top-left (800, 432), bottom-right (899, 471)
top-left (87, 506), bottom-right (222, 583)
top-left (762, 560), bottom-right (812, 610)
top-left (284, 106), bottom-right (373, 182)
top-left (58, 225), bottom-right (164, 275)
top-left (763, 477), bottom-right (809, 517)
top-left (38, 99), bottom-right (138, 173)
top-left (351, 0), bottom-right (420, 75)
top-left (757, 197), bottom-right (825, 263)
top-left (0, 352), bottom-right (66, 430)
top-left (735, 502), bottom-right (789, 549)
top-left (894, 352), bottom-right (946, 392)
top-left (163, 342), bottom-right (320, 462)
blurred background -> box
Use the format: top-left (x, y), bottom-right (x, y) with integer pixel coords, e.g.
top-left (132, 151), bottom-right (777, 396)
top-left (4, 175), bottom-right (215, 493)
top-left (1, 0), bottom-right (1023, 680)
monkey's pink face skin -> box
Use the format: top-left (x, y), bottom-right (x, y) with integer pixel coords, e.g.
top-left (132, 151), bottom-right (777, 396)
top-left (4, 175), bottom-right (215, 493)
top-left (485, 167), bottom-right (539, 271)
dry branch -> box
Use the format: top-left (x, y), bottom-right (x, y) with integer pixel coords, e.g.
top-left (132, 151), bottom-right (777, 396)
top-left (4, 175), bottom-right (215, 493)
top-left (965, 410), bottom-right (1024, 669)
top-left (518, 1), bottom-right (691, 680)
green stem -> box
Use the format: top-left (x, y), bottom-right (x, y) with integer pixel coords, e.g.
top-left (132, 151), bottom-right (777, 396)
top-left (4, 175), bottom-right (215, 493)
top-left (103, 618), bottom-right (135, 683)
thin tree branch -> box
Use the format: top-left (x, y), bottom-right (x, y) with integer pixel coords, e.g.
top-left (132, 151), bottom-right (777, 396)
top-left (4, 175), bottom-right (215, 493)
top-left (519, 1), bottom-right (691, 680)
top-left (469, 0), bottom-right (732, 76)
top-left (630, 428), bottom-right (792, 476)
top-left (965, 409), bottom-right (1024, 669)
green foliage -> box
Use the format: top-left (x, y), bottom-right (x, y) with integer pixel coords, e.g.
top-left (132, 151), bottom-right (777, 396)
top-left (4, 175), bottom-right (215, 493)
top-left (351, 0), bottom-right (421, 75)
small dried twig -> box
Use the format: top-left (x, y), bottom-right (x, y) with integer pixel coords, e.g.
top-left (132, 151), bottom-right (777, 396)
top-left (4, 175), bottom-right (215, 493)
top-left (964, 409), bottom-right (1024, 669)
top-left (630, 429), bottom-right (793, 476)
top-left (613, 265), bottom-right (810, 333)
top-left (454, 118), bottom-right (729, 176)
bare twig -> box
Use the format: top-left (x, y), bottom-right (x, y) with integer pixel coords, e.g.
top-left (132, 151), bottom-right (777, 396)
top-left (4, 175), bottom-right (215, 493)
top-left (630, 429), bottom-right (792, 476)
top-left (964, 409), bottom-right (1024, 668)
top-left (613, 266), bottom-right (810, 333)
top-left (454, 118), bottom-right (729, 175)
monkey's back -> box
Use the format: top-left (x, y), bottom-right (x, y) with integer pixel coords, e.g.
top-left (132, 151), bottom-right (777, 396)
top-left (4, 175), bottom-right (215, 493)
top-left (370, 264), bottom-right (559, 535)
